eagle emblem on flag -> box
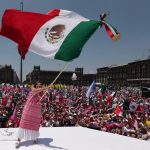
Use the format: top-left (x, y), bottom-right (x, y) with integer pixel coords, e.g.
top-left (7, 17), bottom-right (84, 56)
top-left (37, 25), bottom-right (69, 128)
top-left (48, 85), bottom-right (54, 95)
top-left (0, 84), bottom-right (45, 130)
top-left (45, 25), bottom-right (65, 44)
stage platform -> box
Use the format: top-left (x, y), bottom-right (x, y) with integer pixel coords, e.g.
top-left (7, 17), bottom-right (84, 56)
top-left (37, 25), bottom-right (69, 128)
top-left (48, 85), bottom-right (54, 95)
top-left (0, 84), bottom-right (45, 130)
top-left (0, 127), bottom-right (150, 150)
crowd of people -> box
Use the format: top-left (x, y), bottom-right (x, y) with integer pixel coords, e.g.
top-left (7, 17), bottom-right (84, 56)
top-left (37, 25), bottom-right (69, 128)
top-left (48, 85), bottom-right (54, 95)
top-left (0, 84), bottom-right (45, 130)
top-left (0, 83), bottom-right (150, 141)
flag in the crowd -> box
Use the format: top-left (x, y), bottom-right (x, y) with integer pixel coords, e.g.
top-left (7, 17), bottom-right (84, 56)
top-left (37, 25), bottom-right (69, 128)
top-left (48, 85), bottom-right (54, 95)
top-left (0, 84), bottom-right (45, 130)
top-left (86, 80), bottom-right (96, 98)
top-left (114, 104), bottom-right (123, 116)
top-left (112, 97), bottom-right (119, 108)
top-left (136, 104), bottom-right (144, 113)
top-left (88, 97), bottom-right (93, 105)
top-left (106, 91), bottom-right (117, 105)
top-left (129, 101), bottom-right (139, 112)
top-left (141, 87), bottom-right (150, 98)
top-left (0, 9), bottom-right (101, 61)
top-left (6, 98), bottom-right (12, 108)
top-left (0, 90), bottom-right (2, 98)
top-left (99, 84), bottom-right (106, 95)
top-left (98, 84), bottom-right (107, 99)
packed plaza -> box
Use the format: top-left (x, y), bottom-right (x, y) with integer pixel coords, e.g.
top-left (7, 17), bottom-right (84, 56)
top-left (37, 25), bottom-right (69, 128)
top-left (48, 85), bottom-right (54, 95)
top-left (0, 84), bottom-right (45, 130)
top-left (0, 83), bottom-right (150, 140)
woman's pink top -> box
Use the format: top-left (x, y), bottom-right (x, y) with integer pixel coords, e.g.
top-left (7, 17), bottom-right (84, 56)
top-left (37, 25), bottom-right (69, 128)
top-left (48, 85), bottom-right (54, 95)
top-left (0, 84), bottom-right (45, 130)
top-left (19, 91), bottom-right (42, 131)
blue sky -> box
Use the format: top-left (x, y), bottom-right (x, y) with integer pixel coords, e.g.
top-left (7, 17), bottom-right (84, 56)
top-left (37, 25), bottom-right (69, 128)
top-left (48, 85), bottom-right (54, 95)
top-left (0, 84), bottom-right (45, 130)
top-left (0, 0), bottom-right (150, 80)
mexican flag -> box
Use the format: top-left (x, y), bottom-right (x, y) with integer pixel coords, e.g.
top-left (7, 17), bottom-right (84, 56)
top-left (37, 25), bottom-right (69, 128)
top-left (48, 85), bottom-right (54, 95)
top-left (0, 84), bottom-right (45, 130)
top-left (98, 84), bottom-right (107, 99)
top-left (114, 104), bottom-right (123, 116)
top-left (0, 90), bottom-right (2, 98)
top-left (0, 9), bottom-right (101, 61)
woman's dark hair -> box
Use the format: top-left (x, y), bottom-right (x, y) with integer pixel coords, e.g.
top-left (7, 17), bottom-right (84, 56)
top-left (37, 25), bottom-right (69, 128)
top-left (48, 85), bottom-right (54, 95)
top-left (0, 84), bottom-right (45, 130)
top-left (33, 82), bottom-right (38, 88)
top-left (33, 82), bottom-right (41, 88)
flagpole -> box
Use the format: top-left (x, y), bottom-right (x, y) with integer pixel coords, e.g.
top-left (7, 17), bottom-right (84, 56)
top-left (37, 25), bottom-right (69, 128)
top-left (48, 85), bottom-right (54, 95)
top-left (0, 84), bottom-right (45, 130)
top-left (51, 62), bottom-right (70, 86)
top-left (38, 62), bottom-right (70, 102)
top-left (20, 0), bottom-right (23, 83)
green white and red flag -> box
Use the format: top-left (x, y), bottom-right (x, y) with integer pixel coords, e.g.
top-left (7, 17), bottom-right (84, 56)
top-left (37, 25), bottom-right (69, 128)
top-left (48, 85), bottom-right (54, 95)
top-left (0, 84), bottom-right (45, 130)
top-left (0, 9), bottom-right (120, 61)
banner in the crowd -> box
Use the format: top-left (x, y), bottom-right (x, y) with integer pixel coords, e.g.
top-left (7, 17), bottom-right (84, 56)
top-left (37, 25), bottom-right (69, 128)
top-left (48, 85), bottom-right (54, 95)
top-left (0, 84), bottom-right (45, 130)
top-left (86, 80), bottom-right (96, 98)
